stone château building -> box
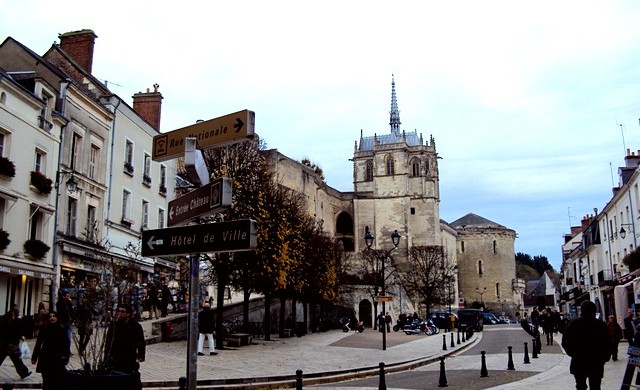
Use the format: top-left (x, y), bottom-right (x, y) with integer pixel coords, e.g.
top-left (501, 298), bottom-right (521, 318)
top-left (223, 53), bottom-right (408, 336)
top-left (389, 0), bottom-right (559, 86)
top-left (267, 77), bottom-right (524, 323)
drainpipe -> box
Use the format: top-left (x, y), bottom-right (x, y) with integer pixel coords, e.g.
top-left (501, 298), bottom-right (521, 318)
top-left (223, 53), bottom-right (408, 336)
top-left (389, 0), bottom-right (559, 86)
top-left (628, 190), bottom-right (637, 249)
top-left (51, 79), bottom-right (71, 309)
top-left (105, 96), bottom-right (121, 240)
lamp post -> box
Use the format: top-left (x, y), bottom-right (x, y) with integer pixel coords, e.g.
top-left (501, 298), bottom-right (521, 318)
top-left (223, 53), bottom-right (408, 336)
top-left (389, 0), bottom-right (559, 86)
top-left (475, 287), bottom-right (487, 307)
top-left (364, 227), bottom-right (401, 351)
top-left (440, 265), bottom-right (458, 314)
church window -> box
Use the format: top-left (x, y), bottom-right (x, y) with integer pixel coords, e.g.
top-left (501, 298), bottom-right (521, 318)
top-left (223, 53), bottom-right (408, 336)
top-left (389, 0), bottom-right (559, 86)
top-left (411, 158), bottom-right (420, 177)
top-left (410, 207), bottom-right (415, 215)
top-left (386, 155), bottom-right (395, 176)
top-left (425, 160), bottom-right (430, 175)
top-left (495, 283), bottom-right (501, 298)
top-left (365, 160), bottom-right (373, 182)
top-left (478, 260), bottom-right (483, 276)
top-left (461, 241), bottom-right (465, 253)
top-left (493, 240), bottom-right (497, 254)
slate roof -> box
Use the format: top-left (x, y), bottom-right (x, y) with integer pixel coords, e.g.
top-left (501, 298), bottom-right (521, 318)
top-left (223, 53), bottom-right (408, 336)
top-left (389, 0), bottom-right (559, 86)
top-left (449, 213), bottom-right (506, 229)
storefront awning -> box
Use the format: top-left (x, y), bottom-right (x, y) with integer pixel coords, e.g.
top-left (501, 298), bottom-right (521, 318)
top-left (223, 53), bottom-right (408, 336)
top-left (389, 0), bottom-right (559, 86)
top-left (0, 258), bottom-right (55, 279)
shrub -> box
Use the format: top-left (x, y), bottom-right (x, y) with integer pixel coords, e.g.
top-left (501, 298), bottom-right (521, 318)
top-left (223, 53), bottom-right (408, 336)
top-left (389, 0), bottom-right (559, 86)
top-left (0, 156), bottom-right (16, 177)
top-left (24, 239), bottom-right (50, 259)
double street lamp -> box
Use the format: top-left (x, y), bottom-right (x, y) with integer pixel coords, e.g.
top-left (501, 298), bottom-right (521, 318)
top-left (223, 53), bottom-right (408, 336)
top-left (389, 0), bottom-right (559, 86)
top-left (364, 227), bottom-right (401, 351)
top-left (475, 287), bottom-right (487, 307)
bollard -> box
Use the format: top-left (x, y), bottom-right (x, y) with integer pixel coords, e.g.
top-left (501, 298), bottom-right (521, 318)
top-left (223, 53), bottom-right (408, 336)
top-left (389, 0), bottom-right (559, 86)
top-left (535, 333), bottom-right (542, 355)
top-left (178, 376), bottom-right (187, 390)
top-left (507, 346), bottom-right (515, 370)
top-left (442, 334), bottom-right (447, 351)
top-left (524, 342), bottom-right (530, 364)
top-left (457, 330), bottom-right (461, 345)
top-left (378, 362), bottom-right (387, 390)
top-left (480, 350), bottom-right (488, 377)
top-left (296, 369), bottom-right (303, 390)
top-left (438, 356), bottom-right (448, 387)
top-left (450, 332), bottom-right (455, 348)
top-left (462, 330), bottom-right (466, 343)
top-left (2, 382), bottom-right (14, 390)
top-left (532, 338), bottom-right (538, 359)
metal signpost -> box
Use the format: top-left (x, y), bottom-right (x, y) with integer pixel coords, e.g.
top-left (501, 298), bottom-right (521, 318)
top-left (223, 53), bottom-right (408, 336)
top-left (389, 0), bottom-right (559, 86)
top-left (167, 177), bottom-right (232, 227)
top-left (152, 109), bottom-right (255, 162)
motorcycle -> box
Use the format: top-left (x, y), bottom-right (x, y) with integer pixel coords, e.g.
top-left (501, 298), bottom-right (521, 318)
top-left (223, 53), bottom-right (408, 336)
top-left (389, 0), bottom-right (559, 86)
top-left (341, 317), bottom-right (365, 333)
top-left (402, 319), bottom-right (439, 335)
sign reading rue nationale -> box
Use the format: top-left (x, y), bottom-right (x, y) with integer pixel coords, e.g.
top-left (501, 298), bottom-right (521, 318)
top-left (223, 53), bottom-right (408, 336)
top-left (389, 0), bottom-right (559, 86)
top-left (141, 219), bottom-right (257, 257)
top-left (152, 109), bottom-right (255, 161)
top-left (168, 177), bottom-right (232, 227)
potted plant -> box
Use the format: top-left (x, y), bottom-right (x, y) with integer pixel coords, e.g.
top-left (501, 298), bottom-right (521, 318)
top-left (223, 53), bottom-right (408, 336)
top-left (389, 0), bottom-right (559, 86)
top-left (30, 170), bottom-right (53, 194)
top-left (0, 228), bottom-right (10, 251)
top-left (0, 156), bottom-right (16, 178)
top-left (23, 238), bottom-right (50, 259)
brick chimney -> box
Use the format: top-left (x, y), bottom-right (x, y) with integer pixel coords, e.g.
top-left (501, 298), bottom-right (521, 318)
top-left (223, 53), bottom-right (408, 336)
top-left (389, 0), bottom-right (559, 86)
top-left (625, 149), bottom-right (640, 169)
top-left (133, 84), bottom-right (163, 131)
top-left (58, 29), bottom-right (97, 74)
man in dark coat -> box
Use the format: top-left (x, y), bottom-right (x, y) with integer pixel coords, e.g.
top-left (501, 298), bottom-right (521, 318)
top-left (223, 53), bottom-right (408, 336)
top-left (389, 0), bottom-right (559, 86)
top-left (56, 290), bottom-right (74, 355)
top-left (31, 311), bottom-right (69, 389)
top-left (104, 303), bottom-right (145, 375)
top-left (561, 300), bottom-right (612, 390)
top-left (0, 303), bottom-right (31, 379)
top-left (624, 309), bottom-right (635, 344)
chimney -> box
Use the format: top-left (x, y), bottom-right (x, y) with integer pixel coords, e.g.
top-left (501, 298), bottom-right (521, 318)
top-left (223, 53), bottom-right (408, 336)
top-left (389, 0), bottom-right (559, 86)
top-left (58, 29), bottom-right (97, 74)
top-left (625, 149), bottom-right (640, 169)
top-left (133, 84), bottom-right (163, 131)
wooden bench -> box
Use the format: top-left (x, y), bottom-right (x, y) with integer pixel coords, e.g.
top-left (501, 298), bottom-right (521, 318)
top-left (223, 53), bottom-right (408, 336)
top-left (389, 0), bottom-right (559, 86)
top-left (226, 333), bottom-right (252, 347)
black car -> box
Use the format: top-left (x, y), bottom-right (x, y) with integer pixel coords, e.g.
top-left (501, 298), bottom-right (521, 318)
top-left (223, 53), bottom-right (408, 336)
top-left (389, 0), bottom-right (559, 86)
top-left (429, 311), bottom-right (457, 330)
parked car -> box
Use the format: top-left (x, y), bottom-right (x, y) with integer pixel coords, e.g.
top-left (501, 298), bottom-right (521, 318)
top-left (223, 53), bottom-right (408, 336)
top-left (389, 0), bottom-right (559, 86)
top-left (457, 308), bottom-right (484, 331)
top-left (483, 312), bottom-right (507, 324)
top-left (429, 311), bottom-right (457, 330)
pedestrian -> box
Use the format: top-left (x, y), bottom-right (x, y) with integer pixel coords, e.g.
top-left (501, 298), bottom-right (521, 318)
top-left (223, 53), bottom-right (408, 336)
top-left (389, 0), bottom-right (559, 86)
top-left (0, 303), bottom-right (31, 379)
top-left (606, 314), bottom-right (623, 361)
top-left (104, 303), bottom-right (145, 379)
top-left (197, 302), bottom-right (217, 356)
top-left (557, 313), bottom-right (568, 334)
top-left (377, 313), bottom-right (385, 333)
top-left (385, 312), bottom-right (392, 332)
top-left (624, 309), bottom-right (635, 344)
top-left (530, 307), bottom-right (540, 334)
top-left (160, 282), bottom-right (172, 317)
top-left (56, 290), bottom-right (74, 355)
top-left (541, 308), bottom-right (556, 345)
top-left (31, 311), bottom-right (69, 389)
top-left (147, 280), bottom-right (159, 320)
top-left (77, 297), bottom-right (96, 353)
top-left (33, 302), bottom-right (48, 338)
top-left (561, 300), bottom-right (612, 390)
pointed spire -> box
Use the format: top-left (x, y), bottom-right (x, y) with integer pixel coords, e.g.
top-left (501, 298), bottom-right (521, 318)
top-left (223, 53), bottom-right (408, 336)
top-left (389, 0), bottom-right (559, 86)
top-left (389, 74), bottom-right (401, 134)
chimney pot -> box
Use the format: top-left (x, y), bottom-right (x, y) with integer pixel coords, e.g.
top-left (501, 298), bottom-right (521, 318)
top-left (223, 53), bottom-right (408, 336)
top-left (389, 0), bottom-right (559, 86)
top-left (133, 86), bottom-right (163, 131)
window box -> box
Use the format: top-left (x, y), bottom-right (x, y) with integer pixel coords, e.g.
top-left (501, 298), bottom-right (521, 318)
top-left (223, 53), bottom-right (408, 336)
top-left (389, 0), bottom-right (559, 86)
top-left (121, 217), bottom-right (133, 227)
top-left (24, 239), bottom-right (50, 259)
top-left (124, 162), bottom-right (134, 175)
top-left (143, 174), bottom-right (152, 186)
top-left (0, 157), bottom-right (16, 178)
top-left (159, 185), bottom-right (167, 195)
top-left (0, 229), bottom-right (10, 251)
top-left (30, 171), bottom-right (53, 195)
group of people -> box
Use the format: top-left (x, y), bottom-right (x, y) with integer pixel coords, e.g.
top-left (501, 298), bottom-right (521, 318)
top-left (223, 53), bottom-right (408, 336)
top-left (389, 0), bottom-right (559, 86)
top-left (0, 299), bottom-right (146, 389)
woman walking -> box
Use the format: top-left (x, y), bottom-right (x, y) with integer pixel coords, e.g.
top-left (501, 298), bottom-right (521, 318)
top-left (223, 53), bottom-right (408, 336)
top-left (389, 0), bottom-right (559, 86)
top-left (31, 311), bottom-right (70, 389)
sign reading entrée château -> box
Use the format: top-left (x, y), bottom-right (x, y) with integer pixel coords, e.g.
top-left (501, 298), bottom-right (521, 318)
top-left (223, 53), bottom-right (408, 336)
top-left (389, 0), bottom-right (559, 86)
top-left (141, 219), bottom-right (257, 257)
top-left (167, 177), bottom-right (232, 227)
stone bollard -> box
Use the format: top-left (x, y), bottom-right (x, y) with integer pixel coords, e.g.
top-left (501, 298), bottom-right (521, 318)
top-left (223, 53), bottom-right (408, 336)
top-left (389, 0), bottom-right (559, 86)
top-left (462, 330), bottom-right (466, 343)
top-left (532, 338), bottom-right (538, 359)
top-left (457, 330), bottom-right (461, 345)
top-left (524, 342), bottom-right (530, 364)
top-left (178, 376), bottom-right (187, 390)
top-left (438, 356), bottom-right (448, 387)
top-left (296, 369), bottom-right (303, 390)
top-left (535, 333), bottom-right (542, 355)
top-left (378, 362), bottom-right (387, 390)
top-left (480, 350), bottom-right (488, 378)
top-left (450, 332), bottom-right (455, 348)
top-left (507, 346), bottom-right (515, 370)
top-left (442, 334), bottom-right (447, 351)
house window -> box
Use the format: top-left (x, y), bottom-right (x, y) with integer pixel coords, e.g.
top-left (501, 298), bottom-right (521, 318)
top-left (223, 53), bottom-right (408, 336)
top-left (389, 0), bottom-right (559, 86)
top-left (88, 145), bottom-right (99, 179)
top-left (411, 158), bottom-right (420, 177)
top-left (66, 198), bottom-right (77, 236)
top-left (143, 154), bottom-right (151, 184)
top-left (34, 150), bottom-right (45, 173)
top-left (365, 160), bottom-right (373, 182)
top-left (124, 140), bottom-right (134, 174)
top-left (0, 132), bottom-right (5, 157)
top-left (142, 200), bottom-right (149, 229)
top-left (122, 190), bottom-right (131, 221)
top-left (0, 198), bottom-right (5, 228)
top-left (160, 165), bottom-right (167, 193)
top-left (29, 205), bottom-right (43, 240)
top-left (86, 205), bottom-right (97, 241)
top-left (158, 208), bottom-right (165, 229)
top-left (71, 133), bottom-right (82, 171)
top-left (385, 155), bottom-right (395, 176)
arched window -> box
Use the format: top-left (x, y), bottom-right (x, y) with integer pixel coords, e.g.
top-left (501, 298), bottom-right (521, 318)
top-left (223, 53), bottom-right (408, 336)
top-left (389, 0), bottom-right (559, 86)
top-left (386, 155), bottom-right (395, 176)
top-left (461, 241), bottom-right (465, 253)
top-left (495, 282), bottom-right (501, 298)
top-left (365, 160), bottom-right (373, 182)
top-left (410, 158), bottom-right (420, 177)
top-left (478, 260), bottom-right (483, 276)
top-left (493, 240), bottom-right (497, 254)
top-left (425, 159), bottom-right (430, 175)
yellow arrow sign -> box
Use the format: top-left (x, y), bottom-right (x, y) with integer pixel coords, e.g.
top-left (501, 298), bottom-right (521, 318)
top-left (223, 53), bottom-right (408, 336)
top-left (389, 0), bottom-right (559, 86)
top-left (152, 109), bottom-right (255, 162)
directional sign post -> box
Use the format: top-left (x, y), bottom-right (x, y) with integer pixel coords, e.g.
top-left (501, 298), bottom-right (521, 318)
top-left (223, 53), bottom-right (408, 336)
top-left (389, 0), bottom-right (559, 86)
top-left (168, 177), bottom-right (232, 227)
top-left (141, 219), bottom-right (256, 257)
top-left (152, 109), bottom-right (255, 162)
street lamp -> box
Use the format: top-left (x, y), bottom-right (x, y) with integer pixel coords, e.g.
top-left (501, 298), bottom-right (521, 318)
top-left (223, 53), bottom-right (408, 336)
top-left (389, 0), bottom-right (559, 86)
top-left (364, 227), bottom-right (401, 351)
top-left (439, 264), bottom-right (458, 315)
top-left (620, 223), bottom-right (634, 239)
top-left (475, 287), bottom-right (487, 307)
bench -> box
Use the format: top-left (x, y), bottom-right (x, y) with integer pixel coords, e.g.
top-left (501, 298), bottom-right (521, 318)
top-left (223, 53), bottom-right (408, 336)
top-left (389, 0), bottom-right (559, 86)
top-left (226, 333), bottom-right (252, 347)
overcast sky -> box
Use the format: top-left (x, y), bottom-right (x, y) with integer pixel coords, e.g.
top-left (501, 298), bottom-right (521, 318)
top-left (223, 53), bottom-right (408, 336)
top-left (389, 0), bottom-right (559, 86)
top-left (2, 1), bottom-right (639, 271)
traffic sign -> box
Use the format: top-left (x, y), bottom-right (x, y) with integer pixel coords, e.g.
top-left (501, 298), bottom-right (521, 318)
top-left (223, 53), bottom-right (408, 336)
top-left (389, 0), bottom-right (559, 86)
top-left (141, 219), bottom-right (257, 257)
top-left (375, 296), bottom-right (393, 302)
top-left (168, 177), bottom-right (232, 227)
top-left (152, 109), bottom-right (255, 162)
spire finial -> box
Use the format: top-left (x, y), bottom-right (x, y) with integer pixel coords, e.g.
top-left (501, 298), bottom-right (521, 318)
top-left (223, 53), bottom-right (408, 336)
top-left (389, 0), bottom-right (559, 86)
top-left (389, 75), bottom-right (401, 134)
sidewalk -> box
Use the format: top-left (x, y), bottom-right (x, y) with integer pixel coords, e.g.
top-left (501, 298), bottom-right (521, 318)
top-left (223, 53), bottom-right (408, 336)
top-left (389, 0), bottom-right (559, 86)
top-left (0, 322), bottom-right (633, 389)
